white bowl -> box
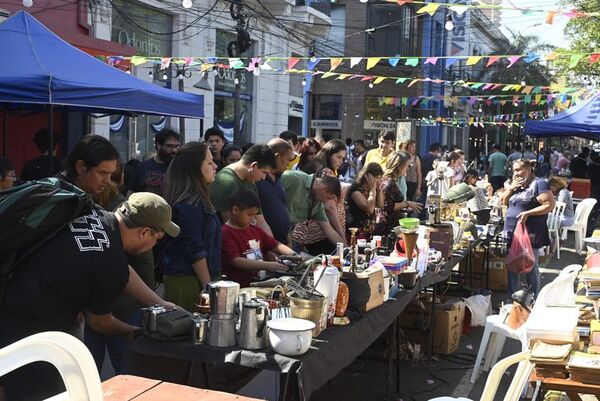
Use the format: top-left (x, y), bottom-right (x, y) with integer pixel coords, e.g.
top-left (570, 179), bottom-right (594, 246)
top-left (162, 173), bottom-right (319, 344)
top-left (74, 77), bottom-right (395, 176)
top-left (267, 318), bottom-right (315, 356)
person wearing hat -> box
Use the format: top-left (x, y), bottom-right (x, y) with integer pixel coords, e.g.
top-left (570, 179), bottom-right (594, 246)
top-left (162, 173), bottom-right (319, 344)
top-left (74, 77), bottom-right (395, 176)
top-left (487, 144), bottom-right (508, 193)
top-left (0, 192), bottom-right (179, 401)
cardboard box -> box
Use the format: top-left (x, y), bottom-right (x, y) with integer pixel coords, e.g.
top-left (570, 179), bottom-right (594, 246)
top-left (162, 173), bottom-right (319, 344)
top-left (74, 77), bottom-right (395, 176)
top-left (458, 249), bottom-right (507, 292)
top-left (401, 296), bottom-right (465, 354)
top-left (488, 257), bottom-right (507, 292)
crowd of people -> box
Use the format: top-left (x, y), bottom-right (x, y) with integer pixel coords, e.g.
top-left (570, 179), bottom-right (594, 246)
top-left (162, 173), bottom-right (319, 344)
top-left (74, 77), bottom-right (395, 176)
top-left (0, 126), bottom-right (597, 400)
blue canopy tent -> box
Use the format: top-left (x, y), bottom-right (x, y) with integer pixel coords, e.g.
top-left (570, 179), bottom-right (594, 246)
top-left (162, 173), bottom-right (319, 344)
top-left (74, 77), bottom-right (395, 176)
top-left (0, 11), bottom-right (204, 118)
top-left (524, 94), bottom-right (600, 140)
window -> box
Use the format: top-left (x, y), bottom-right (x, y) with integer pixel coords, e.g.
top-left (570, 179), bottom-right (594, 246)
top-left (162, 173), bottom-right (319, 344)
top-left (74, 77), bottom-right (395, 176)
top-left (366, 4), bottom-right (417, 57)
top-left (313, 95), bottom-right (342, 120)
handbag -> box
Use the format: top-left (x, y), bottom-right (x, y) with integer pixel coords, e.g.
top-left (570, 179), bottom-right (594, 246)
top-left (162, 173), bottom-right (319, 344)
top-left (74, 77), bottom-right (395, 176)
top-left (154, 309), bottom-right (192, 338)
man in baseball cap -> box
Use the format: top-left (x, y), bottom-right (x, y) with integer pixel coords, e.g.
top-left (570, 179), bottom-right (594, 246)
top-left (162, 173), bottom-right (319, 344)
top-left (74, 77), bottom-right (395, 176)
top-left (0, 192), bottom-right (179, 401)
top-left (118, 192), bottom-right (180, 240)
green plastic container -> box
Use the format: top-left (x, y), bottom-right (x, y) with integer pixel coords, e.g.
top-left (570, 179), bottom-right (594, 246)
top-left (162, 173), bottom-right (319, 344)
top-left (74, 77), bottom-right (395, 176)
top-left (398, 217), bottom-right (420, 231)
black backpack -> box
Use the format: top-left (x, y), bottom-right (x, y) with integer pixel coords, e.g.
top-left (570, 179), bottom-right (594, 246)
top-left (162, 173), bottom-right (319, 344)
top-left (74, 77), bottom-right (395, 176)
top-left (0, 177), bottom-right (95, 301)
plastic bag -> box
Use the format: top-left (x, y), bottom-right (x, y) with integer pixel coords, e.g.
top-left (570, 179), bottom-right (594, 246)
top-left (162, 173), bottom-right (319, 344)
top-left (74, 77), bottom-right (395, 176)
top-left (464, 294), bottom-right (492, 326)
top-left (506, 222), bottom-right (535, 274)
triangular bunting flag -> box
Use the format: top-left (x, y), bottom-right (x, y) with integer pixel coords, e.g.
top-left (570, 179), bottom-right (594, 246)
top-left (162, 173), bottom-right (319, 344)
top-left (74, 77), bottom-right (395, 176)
top-left (405, 58), bottom-right (419, 66)
top-left (545, 53), bottom-right (559, 61)
top-left (445, 58), bottom-right (458, 69)
top-left (546, 11), bottom-right (558, 25)
top-left (486, 56), bottom-right (501, 67)
top-left (532, 86), bottom-right (542, 94)
top-left (589, 54), bottom-right (600, 64)
top-left (373, 77), bottom-right (387, 84)
top-left (569, 54), bottom-right (583, 68)
top-left (396, 0), bottom-right (413, 5)
top-left (361, 76), bottom-right (374, 82)
top-left (336, 74), bottom-right (351, 80)
top-left (425, 57), bottom-right (438, 65)
top-left (506, 56), bottom-right (521, 68)
top-left (449, 4), bottom-right (468, 15)
top-left (523, 53), bottom-right (539, 63)
top-left (521, 86), bottom-right (534, 94)
top-left (161, 57), bottom-right (172, 69)
top-left (321, 71), bottom-right (337, 79)
top-left (366, 58), bottom-right (381, 70)
top-left (395, 78), bottom-right (409, 84)
top-left (330, 58), bottom-right (343, 71)
top-left (350, 57), bottom-right (362, 68)
top-left (307, 58), bottom-right (321, 70)
top-left (407, 79), bottom-right (420, 87)
top-left (417, 3), bottom-right (441, 16)
top-left (388, 58), bottom-right (400, 67)
top-left (288, 58), bottom-right (300, 70)
top-left (130, 56), bottom-right (148, 66)
top-left (466, 56), bottom-right (482, 66)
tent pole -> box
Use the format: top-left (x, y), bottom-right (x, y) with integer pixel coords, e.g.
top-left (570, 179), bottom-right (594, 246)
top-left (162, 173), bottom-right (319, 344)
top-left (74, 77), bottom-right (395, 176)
top-left (2, 111), bottom-right (7, 158)
top-left (48, 105), bottom-right (53, 176)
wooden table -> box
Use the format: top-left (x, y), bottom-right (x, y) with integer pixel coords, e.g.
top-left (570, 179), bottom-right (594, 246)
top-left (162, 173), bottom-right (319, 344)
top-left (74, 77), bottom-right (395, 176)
top-left (102, 375), bottom-right (262, 401)
top-left (531, 372), bottom-right (600, 401)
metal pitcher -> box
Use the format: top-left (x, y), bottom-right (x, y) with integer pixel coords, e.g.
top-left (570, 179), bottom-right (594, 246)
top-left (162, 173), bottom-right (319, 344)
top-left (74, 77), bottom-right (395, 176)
top-left (239, 298), bottom-right (269, 350)
top-left (207, 279), bottom-right (239, 317)
top-left (142, 304), bottom-right (166, 333)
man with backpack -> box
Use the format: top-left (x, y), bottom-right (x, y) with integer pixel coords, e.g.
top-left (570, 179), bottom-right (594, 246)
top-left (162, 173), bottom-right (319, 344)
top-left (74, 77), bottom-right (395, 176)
top-left (0, 192), bottom-right (180, 401)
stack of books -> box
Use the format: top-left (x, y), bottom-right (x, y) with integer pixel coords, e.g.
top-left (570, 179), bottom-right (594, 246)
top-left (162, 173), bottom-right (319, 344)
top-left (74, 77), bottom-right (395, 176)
top-left (578, 268), bottom-right (600, 299)
top-left (531, 341), bottom-right (573, 379)
top-left (567, 351), bottom-right (600, 384)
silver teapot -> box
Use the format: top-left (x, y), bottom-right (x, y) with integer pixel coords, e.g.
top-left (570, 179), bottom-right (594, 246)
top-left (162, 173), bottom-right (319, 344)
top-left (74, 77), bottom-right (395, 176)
top-left (239, 298), bottom-right (269, 350)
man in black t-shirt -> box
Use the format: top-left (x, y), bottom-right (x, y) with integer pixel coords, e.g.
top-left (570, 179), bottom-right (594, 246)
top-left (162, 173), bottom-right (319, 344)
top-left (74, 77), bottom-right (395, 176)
top-left (0, 192), bottom-right (180, 401)
top-left (133, 129), bottom-right (180, 196)
top-left (21, 128), bottom-right (62, 181)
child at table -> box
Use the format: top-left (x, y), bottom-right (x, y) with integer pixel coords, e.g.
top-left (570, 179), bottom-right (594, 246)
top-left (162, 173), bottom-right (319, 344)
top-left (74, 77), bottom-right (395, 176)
top-left (221, 188), bottom-right (294, 287)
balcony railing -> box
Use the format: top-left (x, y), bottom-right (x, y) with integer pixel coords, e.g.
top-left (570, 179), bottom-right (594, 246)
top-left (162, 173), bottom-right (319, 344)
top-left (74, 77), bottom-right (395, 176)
top-left (295, 0), bottom-right (331, 16)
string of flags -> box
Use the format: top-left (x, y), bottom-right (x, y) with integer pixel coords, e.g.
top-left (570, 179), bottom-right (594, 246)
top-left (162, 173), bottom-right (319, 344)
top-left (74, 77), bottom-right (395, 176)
top-left (103, 56), bottom-right (581, 94)
top-left (289, 69), bottom-right (578, 94)
top-left (375, 92), bottom-right (581, 108)
top-left (396, 0), bottom-right (600, 25)
top-left (105, 51), bottom-right (600, 71)
top-left (414, 109), bottom-right (549, 128)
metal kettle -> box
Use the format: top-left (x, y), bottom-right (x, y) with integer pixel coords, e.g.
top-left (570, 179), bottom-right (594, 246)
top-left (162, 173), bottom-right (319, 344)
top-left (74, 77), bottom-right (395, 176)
top-left (239, 298), bottom-right (269, 350)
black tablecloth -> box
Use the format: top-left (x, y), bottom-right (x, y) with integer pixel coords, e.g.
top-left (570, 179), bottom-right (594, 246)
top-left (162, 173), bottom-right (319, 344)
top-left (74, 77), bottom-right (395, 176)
top-left (128, 285), bottom-right (420, 400)
top-left (127, 237), bottom-right (486, 400)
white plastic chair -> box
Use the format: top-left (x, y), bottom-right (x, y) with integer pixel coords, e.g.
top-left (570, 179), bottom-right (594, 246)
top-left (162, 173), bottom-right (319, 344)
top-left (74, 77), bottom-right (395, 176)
top-left (561, 198), bottom-right (597, 252)
top-left (0, 331), bottom-right (103, 401)
top-left (432, 351), bottom-right (533, 401)
top-left (470, 265), bottom-right (581, 384)
top-left (547, 201), bottom-right (566, 259)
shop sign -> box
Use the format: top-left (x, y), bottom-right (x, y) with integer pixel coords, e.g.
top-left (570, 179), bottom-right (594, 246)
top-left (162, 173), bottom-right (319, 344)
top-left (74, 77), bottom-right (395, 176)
top-left (364, 120), bottom-right (397, 131)
top-left (111, 0), bottom-right (172, 57)
top-left (311, 120), bottom-right (342, 129)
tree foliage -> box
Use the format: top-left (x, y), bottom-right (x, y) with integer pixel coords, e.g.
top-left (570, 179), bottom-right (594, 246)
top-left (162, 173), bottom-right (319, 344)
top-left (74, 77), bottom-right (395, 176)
top-left (555, 0), bottom-right (600, 77)
top-left (490, 29), bottom-right (555, 87)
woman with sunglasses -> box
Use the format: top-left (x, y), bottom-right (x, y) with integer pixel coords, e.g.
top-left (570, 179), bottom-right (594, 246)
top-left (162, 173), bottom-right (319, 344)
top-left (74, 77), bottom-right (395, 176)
top-left (500, 159), bottom-right (555, 297)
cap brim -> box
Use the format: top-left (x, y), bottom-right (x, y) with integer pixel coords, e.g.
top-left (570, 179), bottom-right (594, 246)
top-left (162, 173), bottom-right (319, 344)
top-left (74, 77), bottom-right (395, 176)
top-left (163, 221), bottom-right (180, 238)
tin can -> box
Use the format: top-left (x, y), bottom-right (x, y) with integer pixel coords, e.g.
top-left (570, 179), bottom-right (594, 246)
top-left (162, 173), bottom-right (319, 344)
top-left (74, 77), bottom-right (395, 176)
top-left (191, 313), bottom-right (209, 345)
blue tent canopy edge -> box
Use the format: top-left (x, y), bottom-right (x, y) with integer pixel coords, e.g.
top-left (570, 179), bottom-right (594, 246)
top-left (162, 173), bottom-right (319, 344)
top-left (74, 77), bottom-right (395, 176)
top-left (0, 11), bottom-right (204, 119)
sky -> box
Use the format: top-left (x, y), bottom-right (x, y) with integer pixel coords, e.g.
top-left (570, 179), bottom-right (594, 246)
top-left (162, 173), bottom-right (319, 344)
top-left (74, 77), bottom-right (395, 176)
top-left (500, 0), bottom-right (569, 49)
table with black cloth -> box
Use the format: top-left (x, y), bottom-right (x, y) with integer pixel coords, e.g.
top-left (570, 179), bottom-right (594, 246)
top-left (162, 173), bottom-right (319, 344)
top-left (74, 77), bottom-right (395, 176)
top-left (127, 284), bottom-right (420, 401)
top-left (126, 236), bottom-right (488, 401)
